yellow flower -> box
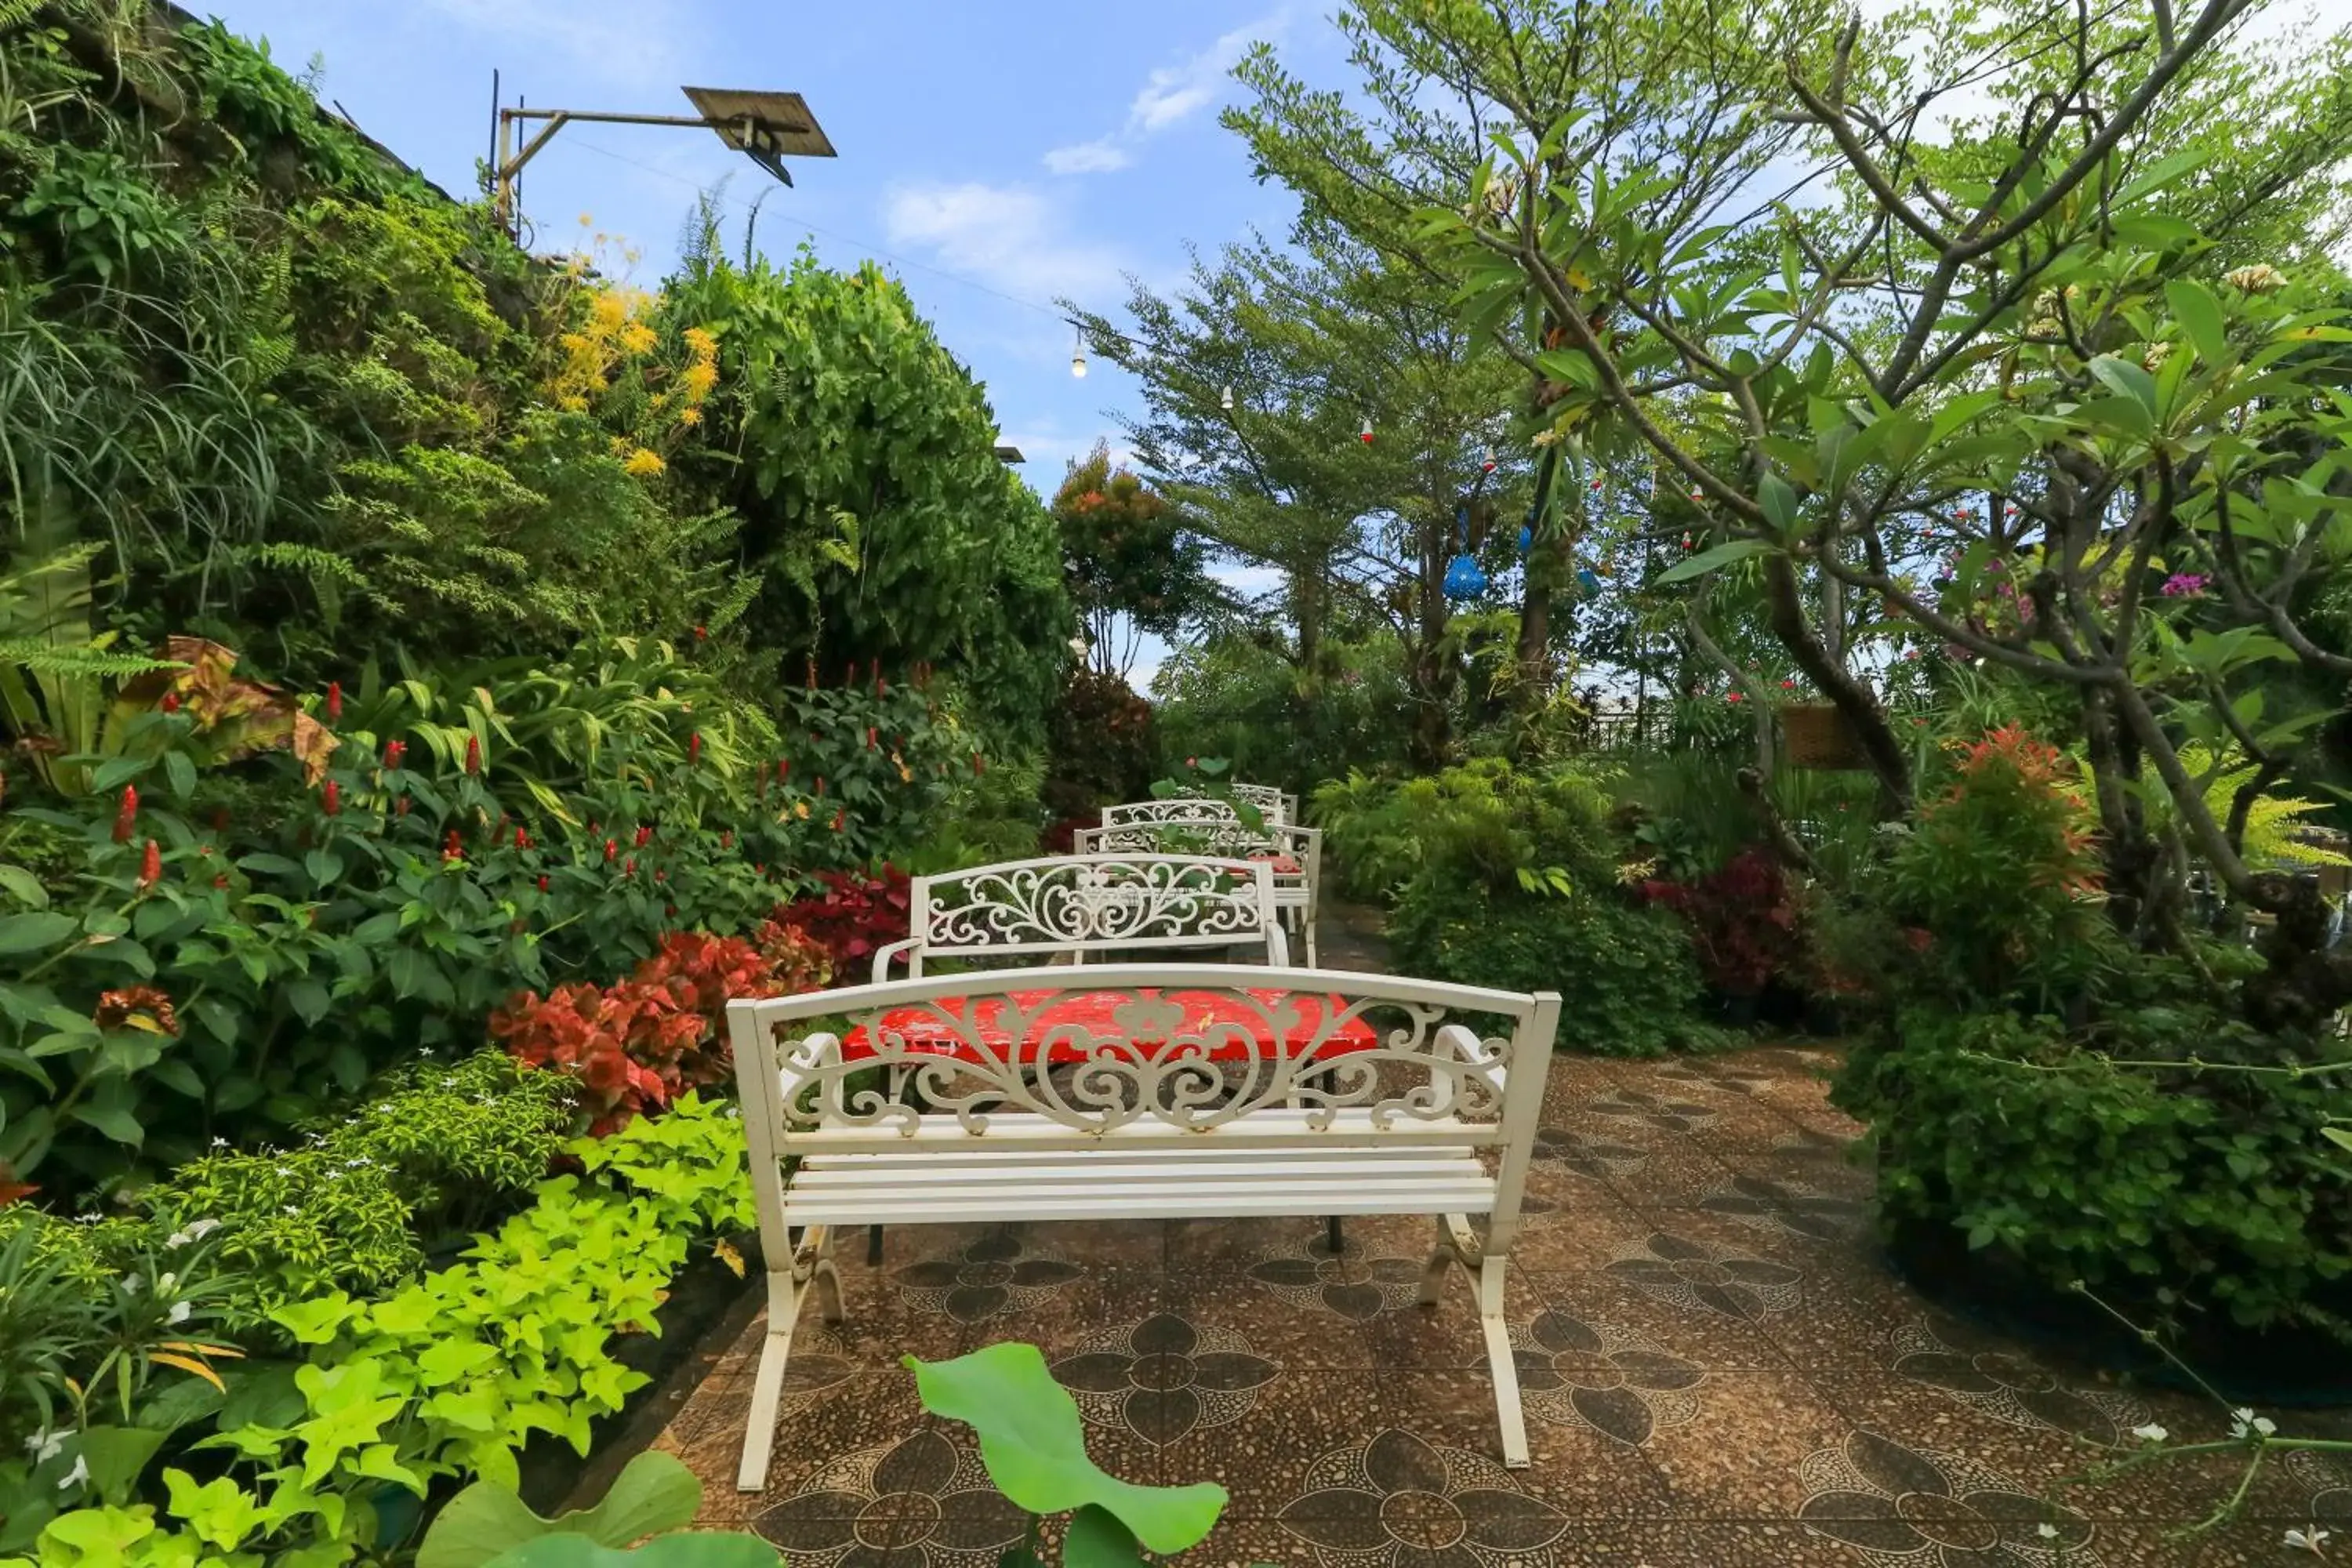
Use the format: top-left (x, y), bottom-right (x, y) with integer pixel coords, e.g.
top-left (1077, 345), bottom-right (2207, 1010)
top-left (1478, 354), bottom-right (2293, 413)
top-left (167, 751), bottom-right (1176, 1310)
top-left (681, 361), bottom-right (719, 399)
top-left (622, 448), bottom-right (667, 477)
top-left (677, 406), bottom-right (703, 426)
top-left (590, 292), bottom-right (630, 332)
top-left (619, 323), bottom-right (659, 356)
top-left (559, 395), bottom-right (589, 413)
top-left (793, 800), bottom-right (810, 820)
top-left (682, 327), bottom-right (718, 356)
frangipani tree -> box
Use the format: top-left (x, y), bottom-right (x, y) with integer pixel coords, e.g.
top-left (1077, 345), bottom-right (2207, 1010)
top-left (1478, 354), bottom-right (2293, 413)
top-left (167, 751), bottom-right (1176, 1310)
top-left (1374, 0), bottom-right (2352, 1025)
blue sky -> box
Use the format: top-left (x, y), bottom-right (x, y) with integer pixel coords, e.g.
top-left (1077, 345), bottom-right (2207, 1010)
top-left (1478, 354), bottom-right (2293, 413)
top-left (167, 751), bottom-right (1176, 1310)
top-left (205, 0), bottom-right (1335, 682)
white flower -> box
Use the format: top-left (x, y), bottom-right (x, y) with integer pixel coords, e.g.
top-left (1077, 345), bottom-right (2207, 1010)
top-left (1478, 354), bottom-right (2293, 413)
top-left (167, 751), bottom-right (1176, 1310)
top-left (281, 1205), bottom-right (299, 1216)
top-left (2130, 1423), bottom-right (2169, 1443)
top-left (2286, 1526), bottom-right (2330, 1553)
top-left (24, 1428), bottom-right (69, 1464)
top-left (2226, 263), bottom-right (2287, 294)
top-left (168, 1300), bottom-right (191, 1325)
top-left (2036, 1523), bottom-right (2059, 1540)
top-left (158, 1272), bottom-right (177, 1294)
top-left (56, 1455), bottom-right (87, 1492)
top-left (273, 1165), bottom-right (292, 1177)
top-left (121, 1272), bottom-right (143, 1295)
top-left (187, 1218), bottom-right (219, 1240)
top-left (210, 1137), bottom-right (227, 1149)
top-left (2228, 1407), bottom-right (2277, 1439)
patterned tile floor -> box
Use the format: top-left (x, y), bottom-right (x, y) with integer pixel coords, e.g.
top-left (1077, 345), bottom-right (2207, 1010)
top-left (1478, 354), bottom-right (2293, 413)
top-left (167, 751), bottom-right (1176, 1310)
top-left (655, 912), bottom-right (2351, 1566)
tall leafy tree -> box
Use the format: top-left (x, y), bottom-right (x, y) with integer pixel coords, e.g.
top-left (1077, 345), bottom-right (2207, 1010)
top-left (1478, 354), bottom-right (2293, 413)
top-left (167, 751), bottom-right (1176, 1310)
top-left (1070, 225), bottom-right (1523, 768)
top-left (1048, 442), bottom-right (1214, 679)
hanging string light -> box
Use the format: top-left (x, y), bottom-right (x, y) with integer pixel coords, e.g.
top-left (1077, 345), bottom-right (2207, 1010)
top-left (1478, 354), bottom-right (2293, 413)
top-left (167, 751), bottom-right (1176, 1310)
top-left (1069, 326), bottom-right (1087, 379)
top-left (1359, 415), bottom-right (1374, 445)
top-left (1481, 445), bottom-right (1497, 474)
top-left (1220, 384), bottom-right (1234, 411)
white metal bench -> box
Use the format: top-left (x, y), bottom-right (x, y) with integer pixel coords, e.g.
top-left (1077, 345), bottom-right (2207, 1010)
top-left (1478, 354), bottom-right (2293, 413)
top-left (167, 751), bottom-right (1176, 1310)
top-left (726, 964), bottom-right (1561, 1489)
top-left (1229, 781), bottom-right (1298, 823)
top-left (1102, 787), bottom-right (1296, 827)
top-left (1074, 817), bottom-right (1324, 965)
top-left (869, 854), bottom-right (1288, 982)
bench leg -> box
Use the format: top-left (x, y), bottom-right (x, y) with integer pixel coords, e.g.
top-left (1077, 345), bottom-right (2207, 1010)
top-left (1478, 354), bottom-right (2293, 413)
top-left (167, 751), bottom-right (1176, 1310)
top-left (1478, 1252), bottom-right (1530, 1470)
top-left (1417, 1215), bottom-right (1455, 1306)
top-left (738, 1225), bottom-right (843, 1493)
top-left (1304, 919), bottom-right (1319, 967)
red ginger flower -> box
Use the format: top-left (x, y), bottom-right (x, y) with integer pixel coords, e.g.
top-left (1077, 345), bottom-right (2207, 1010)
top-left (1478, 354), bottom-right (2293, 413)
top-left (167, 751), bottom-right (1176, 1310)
top-left (464, 735), bottom-right (482, 775)
top-left (443, 829), bottom-right (463, 860)
top-left (325, 682), bottom-right (343, 722)
top-left (160, 691), bottom-right (181, 714)
top-left (138, 840), bottom-right (162, 888)
top-left (112, 784), bottom-right (139, 844)
top-left (604, 837), bottom-right (619, 862)
top-left (323, 779), bottom-right (342, 816)
top-left (514, 826), bottom-right (529, 849)
top-left (634, 824), bottom-right (653, 848)
top-left (537, 874), bottom-right (550, 892)
top-left (688, 731), bottom-right (702, 765)
top-left (624, 856), bottom-right (636, 876)
top-left (384, 739), bottom-right (405, 769)
top-left (831, 808), bottom-right (846, 832)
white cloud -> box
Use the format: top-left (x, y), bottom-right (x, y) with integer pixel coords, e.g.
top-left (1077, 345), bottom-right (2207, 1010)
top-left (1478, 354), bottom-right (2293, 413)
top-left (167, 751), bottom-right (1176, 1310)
top-left (880, 180), bottom-right (1128, 300)
top-left (1127, 15), bottom-right (1281, 132)
top-left (1044, 139), bottom-right (1132, 175)
top-left (1212, 563), bottom-right (1287, 597)
top-left (420, 0), bottom-right (688, 85)
top-left (1041, 9), bottom-right (1289, 175)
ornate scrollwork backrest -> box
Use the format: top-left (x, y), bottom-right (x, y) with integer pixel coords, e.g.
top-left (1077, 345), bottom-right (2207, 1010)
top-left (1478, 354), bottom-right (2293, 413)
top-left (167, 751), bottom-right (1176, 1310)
top-left (771, 978), bottom-right (1521, 1139)
top-left (914, 856), bottom-right (1279, 963)
top-left (1084, 816), bottom-right (1283, 858)
top-left (1102, 798), bottom-right (1241, 826)
top-left (1228, 782), bottom-right (1289, 822)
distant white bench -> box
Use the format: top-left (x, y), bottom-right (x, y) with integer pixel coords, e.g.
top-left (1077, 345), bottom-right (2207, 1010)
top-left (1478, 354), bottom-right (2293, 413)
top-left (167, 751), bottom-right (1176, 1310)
top-left (1076, 817), bottom-right (1324, 965)
top-left (871, 854), bottom-right (1288, 981)
top-left (1102, 786), bottom-right (1297, 826)
top-left (728, 964), bottom-right (1562, 1489)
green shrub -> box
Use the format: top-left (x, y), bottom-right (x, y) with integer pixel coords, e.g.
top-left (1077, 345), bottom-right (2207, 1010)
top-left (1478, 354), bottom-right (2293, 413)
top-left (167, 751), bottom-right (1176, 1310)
top-left (1388, 887), bottom-right (1703, 1054)
top-left (1836, 1007), bottom-right (2352, 1334)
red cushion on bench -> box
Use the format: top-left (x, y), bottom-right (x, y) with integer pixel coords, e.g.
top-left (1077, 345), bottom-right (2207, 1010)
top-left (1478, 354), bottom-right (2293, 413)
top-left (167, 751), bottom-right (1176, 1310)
top-left (840, 987), bottom-right (1375, 1064)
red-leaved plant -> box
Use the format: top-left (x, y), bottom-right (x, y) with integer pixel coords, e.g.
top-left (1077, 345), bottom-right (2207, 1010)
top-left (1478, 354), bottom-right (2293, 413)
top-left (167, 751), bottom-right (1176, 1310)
top-left (1639, 848), bottom-right (1807, 997)
top-left (773, 866), bottom-right (913, 974)
top-left (492, 924), bottom-right (832, 1134)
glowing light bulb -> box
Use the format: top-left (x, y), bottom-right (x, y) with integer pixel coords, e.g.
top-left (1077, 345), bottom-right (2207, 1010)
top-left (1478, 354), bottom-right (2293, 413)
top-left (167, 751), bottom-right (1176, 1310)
top-left (1221, 384), bottom-right (1234, 411)
top-left (1070, 350), bottom-right (1087, 379)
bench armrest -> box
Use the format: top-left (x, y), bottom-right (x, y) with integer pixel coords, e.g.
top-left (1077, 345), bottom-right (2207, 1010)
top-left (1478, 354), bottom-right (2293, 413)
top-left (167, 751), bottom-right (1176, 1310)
top-left (872, 938), bottom-right (920, 985)
top-left (1433, 1022), bottom-right (1507, 1104)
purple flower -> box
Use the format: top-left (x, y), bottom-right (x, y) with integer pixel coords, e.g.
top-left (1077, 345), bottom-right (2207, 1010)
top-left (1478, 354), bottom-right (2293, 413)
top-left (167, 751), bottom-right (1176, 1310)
top-left (2162, 572), bottom-right (2209, 597)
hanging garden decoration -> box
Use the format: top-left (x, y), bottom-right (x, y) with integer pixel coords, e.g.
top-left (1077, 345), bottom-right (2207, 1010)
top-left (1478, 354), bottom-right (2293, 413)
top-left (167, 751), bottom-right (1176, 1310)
top-left (1577, 567), bottom-right (1603, 595)
top-left (1443, 505), bottom-right (1487, 600)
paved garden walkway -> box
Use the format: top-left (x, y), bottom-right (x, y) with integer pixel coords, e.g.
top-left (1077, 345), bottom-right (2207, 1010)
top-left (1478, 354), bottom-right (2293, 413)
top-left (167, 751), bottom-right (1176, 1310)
top-left (655, 908), bottom-right (2349, 1565)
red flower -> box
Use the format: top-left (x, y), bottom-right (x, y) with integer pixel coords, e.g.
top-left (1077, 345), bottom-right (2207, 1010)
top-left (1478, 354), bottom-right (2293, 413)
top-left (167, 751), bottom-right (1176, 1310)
top-left (464, 735), bottom-right (482, 775)
top-left (1726, 691), bottom-right (1744, 703)
top-left (875, 672), bottom-right (888, 699)
top-left (1780, 679), bottom-right (1795, 690)
top-left (443, 829), bottom-right (463, 861)
top-left (160, 691), bottom-right (181, 714)
top-left (655, 869), bottom-right (667, 883)
top-left (138, 840), bottom-right (162, 889)
top-left (383, 739), bottom-right (406, 770)
top-left (634, 824), bottom-right (653, 848)
top-left (537, 874), bottom-right (550, 892)
top-left (397, 797), bottom-right (412, 818)
top-left (830, 808), bottom-right (846, 832)
top-left (693, 624), bottom-right (708, 641)
top-left (112, 785), bottom-right (138, 844)
top-left (866, 727), bottom-right (877, 750)
top-left (322, 779), bottom-right (342, 817)
top-left (777, 757), bottom-right (791, 782)
top-left (325, 682), bottom-right (343, 722)
top-left (604, 837), bottom-right (619, 862)
top-left (624, 856), bottom-right (637, 876)
top-left (720, 831), bottom-right (733, 849)
top-left (688, 731), bottom-right (702, 765)
top-left (514, 826), bottom-right (529, 850)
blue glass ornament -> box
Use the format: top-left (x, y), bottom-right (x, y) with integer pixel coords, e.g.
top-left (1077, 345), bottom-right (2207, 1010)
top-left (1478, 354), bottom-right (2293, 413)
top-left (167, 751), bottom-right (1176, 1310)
top-left (1577, 568), bottom-right (1602, 595)
top-left (1443, 554), bottom-right (1488, 599)
top-left (1517, 524), bottom-right (1533, 554)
